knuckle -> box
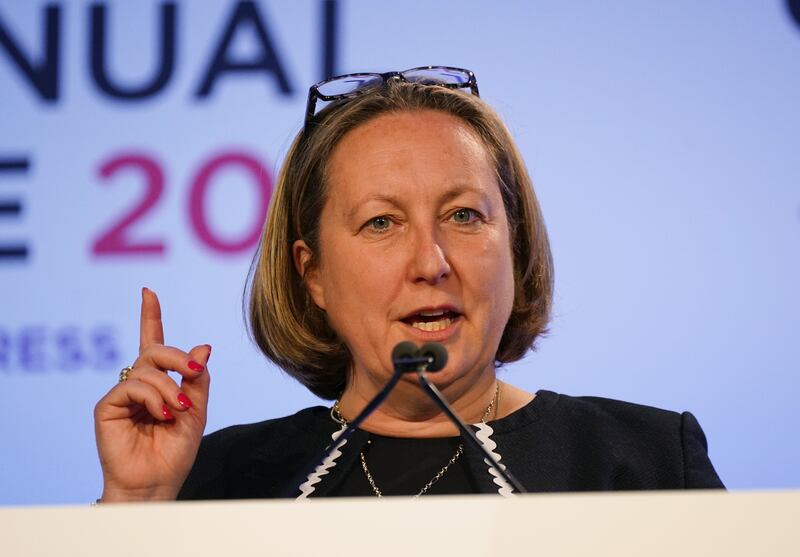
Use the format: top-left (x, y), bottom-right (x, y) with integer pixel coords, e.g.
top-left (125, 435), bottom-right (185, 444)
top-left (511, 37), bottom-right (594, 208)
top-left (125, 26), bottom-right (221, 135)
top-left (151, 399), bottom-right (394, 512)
top-left (129, 363), bottom-right (166, 382)
top-left (138, 343), bottom-right (161, 359)
top-left (132, 368), bottom-right (167, 387)
top-left (141, 368), bottom-right (179, 393)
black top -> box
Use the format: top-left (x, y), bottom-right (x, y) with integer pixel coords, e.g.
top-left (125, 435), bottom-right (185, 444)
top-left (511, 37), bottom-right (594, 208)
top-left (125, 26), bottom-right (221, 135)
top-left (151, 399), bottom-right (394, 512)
top-left (177, 390), bottom-right (725, 500)
top-left (331, 434), bottom-right (478, 496)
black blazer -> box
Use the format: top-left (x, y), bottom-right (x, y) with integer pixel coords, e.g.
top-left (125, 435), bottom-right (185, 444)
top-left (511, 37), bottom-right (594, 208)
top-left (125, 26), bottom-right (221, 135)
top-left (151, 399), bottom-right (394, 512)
top-left (178, 390), bottom-right (724, 500)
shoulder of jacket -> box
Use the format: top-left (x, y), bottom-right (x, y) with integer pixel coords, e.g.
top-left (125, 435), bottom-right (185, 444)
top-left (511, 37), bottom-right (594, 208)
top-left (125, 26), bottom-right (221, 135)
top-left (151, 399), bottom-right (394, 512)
top-left (199, 405), bottom-right (329, 451)
top-left (544, 390), bottom-right (682, 434)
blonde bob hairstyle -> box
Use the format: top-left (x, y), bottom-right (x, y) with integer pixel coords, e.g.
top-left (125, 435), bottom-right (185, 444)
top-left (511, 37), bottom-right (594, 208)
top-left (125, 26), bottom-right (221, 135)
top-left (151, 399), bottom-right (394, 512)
top-left (247, 80), bottom-right (553, 400)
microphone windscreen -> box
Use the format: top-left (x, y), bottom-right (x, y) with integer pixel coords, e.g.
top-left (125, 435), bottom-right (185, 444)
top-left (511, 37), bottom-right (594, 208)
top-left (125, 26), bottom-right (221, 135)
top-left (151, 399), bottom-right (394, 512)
top-left (391, 341), bottom-right (418, 364)
top-left (418, 342), bottom-right (448, 372)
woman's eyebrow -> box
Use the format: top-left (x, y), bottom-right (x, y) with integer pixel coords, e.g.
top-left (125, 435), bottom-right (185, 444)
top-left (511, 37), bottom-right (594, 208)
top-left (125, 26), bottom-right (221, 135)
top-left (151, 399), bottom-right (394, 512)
top-left (345, 185), bottom-right (488, 220)
top-left (345, 193), bottom-right (402, 221)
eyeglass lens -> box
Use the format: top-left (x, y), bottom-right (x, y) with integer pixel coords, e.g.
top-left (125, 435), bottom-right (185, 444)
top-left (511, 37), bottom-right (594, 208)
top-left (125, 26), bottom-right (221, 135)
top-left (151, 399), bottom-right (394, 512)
top-left (317, 68), bottom-right (471, 98)
top-left (401, 68), bottom-right (471, 86)
top-left (317, 75), bottom-right (383, 97)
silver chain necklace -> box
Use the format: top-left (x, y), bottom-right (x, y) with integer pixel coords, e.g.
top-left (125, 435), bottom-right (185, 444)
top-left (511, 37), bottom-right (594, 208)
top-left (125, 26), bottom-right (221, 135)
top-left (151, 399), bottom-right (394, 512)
top-left (333, 382), bottom-right (500, 498)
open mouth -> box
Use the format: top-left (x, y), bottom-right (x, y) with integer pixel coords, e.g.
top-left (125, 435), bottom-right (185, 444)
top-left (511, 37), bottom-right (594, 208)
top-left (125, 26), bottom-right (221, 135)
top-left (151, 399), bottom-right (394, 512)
top-left (401, 309), bottom-right (462, 332)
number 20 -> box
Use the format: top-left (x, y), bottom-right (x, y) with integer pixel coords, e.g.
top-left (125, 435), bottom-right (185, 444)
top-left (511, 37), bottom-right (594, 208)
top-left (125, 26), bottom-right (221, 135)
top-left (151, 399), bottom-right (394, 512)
top-left (92, 151), bottom-right (272, 256)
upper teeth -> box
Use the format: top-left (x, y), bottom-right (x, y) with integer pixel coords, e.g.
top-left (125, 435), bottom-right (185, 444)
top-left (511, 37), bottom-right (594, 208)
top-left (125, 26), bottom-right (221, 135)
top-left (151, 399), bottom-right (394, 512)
top-left (419, 310), bottom-right (445, 317)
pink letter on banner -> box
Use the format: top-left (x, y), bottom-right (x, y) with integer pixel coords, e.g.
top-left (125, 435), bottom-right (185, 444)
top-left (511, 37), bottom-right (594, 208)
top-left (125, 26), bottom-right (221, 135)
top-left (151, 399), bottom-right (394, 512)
top-left (188, 151), bottom-right (271, 254)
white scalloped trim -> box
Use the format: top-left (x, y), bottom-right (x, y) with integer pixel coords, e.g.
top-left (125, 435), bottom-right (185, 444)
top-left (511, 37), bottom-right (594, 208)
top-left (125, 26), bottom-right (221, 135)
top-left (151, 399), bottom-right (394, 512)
top-left (474, 422), bottom-right (515, 497)
top-left (296, 423), bottom-right (348, 500)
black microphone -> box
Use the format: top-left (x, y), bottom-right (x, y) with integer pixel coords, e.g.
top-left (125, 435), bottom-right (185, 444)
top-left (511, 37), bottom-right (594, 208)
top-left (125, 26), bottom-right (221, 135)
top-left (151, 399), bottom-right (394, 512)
top-left (392, 341), bottom-right (425, 372)
top-left (392, 341), bottom-right (447, 372)
top-left (417, 342), bottom-right (448, 372)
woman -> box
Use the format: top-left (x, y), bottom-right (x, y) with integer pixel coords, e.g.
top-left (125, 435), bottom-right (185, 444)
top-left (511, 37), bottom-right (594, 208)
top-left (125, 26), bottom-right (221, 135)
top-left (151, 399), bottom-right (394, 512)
top-left (94, 67), bottom-right (723, 501)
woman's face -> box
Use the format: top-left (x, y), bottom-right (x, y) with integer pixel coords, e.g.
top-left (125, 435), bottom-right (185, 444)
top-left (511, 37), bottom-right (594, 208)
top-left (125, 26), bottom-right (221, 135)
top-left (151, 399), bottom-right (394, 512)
top-left (297, 109), bottom-right (515, 392)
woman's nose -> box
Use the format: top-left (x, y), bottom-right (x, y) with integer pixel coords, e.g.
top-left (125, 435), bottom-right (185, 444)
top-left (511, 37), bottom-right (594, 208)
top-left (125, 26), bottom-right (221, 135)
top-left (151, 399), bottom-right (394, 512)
top-left (408, 228), bottom-right (451, 285)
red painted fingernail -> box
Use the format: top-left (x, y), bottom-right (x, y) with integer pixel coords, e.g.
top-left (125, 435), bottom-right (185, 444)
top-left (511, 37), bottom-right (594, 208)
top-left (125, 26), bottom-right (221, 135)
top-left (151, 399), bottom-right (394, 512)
top-left (177, 392), bottom-right (193, 409)
top-left (162, 404), bottom-right (174, 420)
top-left (188, 360), bottom-right (204, 372)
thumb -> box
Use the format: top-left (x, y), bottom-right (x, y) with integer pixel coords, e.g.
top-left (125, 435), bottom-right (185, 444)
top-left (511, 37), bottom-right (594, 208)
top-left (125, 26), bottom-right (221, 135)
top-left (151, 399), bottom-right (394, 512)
top-left (181, 343), bottom-right (212, 413)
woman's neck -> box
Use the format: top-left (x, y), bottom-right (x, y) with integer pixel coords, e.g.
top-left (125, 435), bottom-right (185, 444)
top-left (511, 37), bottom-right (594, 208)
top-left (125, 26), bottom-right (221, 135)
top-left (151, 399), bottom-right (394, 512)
top-left (337, 372), bottom-right (534, 438)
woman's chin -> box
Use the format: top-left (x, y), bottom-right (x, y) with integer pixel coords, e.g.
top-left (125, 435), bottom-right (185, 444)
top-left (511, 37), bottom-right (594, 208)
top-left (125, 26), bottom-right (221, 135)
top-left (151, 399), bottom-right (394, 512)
top-left (397, 357), bottom-right (485, 391)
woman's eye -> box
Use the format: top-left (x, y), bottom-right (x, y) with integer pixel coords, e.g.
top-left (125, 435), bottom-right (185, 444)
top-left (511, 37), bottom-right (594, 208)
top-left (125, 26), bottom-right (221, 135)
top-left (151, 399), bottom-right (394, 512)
top-left (452, 208), bottom-right (479, 224)
top-left (367, 216), bottom-right (392, 231)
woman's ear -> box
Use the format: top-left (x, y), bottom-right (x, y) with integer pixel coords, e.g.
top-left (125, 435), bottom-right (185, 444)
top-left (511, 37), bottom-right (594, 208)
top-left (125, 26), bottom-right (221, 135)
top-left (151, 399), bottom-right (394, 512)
top-left (293, 239), bottom-right (327, 310)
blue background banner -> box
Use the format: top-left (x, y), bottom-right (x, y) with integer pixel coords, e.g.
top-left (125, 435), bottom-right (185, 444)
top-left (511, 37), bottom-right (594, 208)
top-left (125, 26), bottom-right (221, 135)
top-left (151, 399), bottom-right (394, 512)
top-left (1, 0), bottom-right (798, 505)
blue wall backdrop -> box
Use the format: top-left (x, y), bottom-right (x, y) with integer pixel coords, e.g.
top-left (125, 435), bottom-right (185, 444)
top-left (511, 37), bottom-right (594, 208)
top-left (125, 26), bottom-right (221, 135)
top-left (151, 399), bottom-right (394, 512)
top-left (1, 1), bottom-right (798, 505)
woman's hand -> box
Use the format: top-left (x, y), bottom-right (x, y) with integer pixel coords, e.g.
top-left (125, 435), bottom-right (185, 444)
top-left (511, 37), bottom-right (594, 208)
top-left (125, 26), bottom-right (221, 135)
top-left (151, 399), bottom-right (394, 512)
top-left (94, 288), bottom-right (211, 502)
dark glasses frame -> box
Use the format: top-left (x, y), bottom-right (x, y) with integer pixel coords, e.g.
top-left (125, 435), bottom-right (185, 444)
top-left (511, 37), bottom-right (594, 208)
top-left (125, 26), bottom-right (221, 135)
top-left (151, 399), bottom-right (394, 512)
top-left (304, 65), bottom-right (480, 130)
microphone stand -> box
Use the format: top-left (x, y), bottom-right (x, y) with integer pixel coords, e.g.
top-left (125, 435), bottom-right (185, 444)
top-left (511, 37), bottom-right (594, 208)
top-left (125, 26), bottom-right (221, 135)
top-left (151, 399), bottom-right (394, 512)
top-left (300, 354), bottom-right (433, 481)
top-left (417, 370), bottom-right (527, 494)
top-left (300, 342), bottom-right (526, 496)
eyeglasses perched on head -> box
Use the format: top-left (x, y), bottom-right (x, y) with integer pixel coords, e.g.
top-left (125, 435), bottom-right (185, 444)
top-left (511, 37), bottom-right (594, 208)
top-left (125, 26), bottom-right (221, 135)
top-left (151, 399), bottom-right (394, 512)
top-left (304, 65), bottom-right (480, 130)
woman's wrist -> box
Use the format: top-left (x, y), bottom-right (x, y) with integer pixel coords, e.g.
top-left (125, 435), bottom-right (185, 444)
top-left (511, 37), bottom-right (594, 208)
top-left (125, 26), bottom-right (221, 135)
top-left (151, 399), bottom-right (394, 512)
top-left (100, 485), bottom-right (179, 503)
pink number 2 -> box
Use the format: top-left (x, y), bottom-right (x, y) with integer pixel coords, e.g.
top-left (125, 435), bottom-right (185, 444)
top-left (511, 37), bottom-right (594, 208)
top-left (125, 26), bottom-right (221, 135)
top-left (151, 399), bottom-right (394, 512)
top-left (92, 154), bottom-right (166, 256)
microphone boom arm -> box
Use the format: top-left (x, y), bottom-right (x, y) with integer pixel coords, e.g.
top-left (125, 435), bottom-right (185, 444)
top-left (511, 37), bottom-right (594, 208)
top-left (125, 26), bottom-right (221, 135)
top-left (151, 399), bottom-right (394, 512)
top-left (299, 341), bottom-right (527, 496)
top-left (302, 369), bottom-right (404, 483)
top-left (417, 370), bottom-right (528, 494)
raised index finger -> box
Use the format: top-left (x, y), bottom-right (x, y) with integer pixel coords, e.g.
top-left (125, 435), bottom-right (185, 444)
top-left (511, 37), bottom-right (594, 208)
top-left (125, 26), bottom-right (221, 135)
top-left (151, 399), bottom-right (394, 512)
top-left (140, 287), bottom-right (165, 353)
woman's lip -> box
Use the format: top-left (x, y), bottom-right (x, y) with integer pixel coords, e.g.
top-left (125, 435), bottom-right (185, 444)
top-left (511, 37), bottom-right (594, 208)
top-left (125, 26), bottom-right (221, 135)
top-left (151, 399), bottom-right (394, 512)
top-left (398, 315), bottom-right (461, 341)
top-left (400, 306), bottom-right (462, 321)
